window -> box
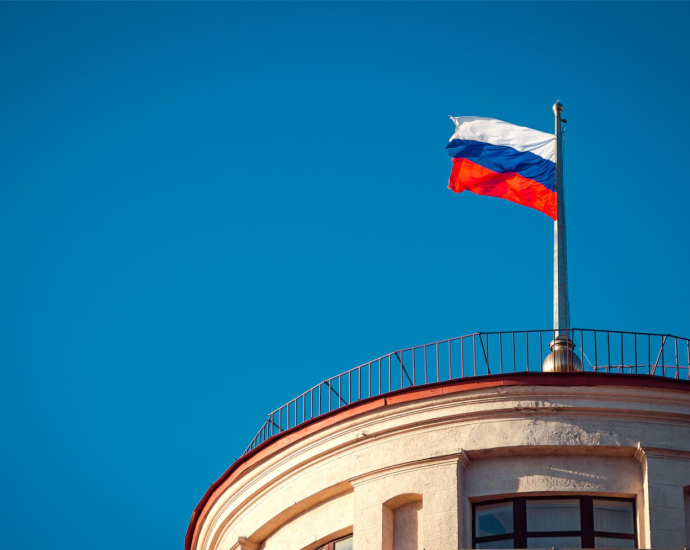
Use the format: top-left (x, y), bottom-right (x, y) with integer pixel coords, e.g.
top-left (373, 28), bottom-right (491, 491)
top-left (316, 534), bottom-right (353, 550)
top-left (473, 497), bottom-right (636, 548)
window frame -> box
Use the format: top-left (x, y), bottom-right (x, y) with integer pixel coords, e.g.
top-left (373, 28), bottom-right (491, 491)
top-left (472, 495), bottom-right (637, 549)
top-left (316, 534), bottom-right (353, 550)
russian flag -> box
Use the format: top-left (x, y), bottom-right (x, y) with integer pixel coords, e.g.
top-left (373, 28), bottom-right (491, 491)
top-left (447, 116), bottom-right (557, 220)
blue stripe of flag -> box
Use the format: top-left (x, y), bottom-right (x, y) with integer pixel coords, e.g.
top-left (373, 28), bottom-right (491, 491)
top-left (446, 139), bottom-right (556, 192)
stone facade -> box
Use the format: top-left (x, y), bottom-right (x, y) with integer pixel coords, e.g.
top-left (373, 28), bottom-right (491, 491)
top-left (187, 374), bottom-right (690, 550)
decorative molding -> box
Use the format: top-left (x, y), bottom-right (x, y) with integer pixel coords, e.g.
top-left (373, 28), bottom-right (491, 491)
top-left (458, 449), bottom-right (471, 470)
top-left (636, 446), bottom-right (690, 461)
top-left (349, 455), bottom-right (462, 486)
top-left (237, 536), bottom-right (259, 550)
top-left (468, 445), bottom-right (636, 461)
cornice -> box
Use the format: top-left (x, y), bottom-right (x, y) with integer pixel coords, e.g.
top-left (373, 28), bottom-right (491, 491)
top-left (349, 454), bottom-right (464, 486)
top-left (635, 445), bottom-right (690, 463)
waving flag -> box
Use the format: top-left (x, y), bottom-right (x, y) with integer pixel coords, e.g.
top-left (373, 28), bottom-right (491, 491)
top-left (447, 116), bottom-right (557, 219)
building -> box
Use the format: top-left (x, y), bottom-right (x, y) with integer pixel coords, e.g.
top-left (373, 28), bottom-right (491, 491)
top-left (185, 329), bottom-right (690, 550)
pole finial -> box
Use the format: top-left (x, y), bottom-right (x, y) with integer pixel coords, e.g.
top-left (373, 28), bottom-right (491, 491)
top-left (553, 101), bottom-right (564, 116)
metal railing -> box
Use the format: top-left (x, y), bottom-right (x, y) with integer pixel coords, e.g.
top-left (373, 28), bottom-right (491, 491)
top-left (243, 329), bottom-right (690, 455)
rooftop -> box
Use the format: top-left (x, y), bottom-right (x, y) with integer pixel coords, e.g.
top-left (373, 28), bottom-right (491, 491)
top-left (243, 328), bottom-right (690, 456)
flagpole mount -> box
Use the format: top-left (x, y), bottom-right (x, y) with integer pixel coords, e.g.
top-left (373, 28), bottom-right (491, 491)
top-left (543, 100), bottom-right (581, 372)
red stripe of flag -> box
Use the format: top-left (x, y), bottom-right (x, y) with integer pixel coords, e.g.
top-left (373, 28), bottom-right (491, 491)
top-left (449, 157), bottom-right (557, 220)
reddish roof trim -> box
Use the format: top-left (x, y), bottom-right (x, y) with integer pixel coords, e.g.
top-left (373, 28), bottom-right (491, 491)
top-left (185, 372), bottom-right (690, 550)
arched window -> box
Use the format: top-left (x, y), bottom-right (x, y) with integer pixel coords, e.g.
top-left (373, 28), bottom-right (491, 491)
top-left (473, 496), bottom-right (636, 548)
top-left (316, 534), bottom-right (353, 550)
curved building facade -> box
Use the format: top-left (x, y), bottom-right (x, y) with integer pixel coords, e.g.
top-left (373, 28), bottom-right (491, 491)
top-left (186, 331), bottom-right (690, 550)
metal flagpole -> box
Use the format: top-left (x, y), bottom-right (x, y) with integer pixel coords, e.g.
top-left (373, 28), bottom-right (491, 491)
top-left (553, 100), bottom-right (570, 335)
top-left (542, 101), bottom-right (581, 372)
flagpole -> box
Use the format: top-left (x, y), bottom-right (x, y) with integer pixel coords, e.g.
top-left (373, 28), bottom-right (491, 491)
top-left (553, 100), bottom-right (570, 336)
top-left (542, 101), bottom-right (581, 372)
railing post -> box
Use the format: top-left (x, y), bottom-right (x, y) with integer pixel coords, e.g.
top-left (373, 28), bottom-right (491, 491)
top-left (449, 340), bottom-right (453, 380)
top-left (512, 332), bottom-right (516, 373)
top-left (424, 345), bottom-right (428, 384)
top-left (436, 342), bottom-right (440, 382)
top-left (473, 335), bottom-right (477, 377)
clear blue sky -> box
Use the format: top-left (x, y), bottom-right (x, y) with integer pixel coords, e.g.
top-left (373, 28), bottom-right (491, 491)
top-left (1, 2), bottom-right (688, 549)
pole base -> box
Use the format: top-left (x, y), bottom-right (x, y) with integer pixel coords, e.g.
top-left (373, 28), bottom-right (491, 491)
top-left (542, 335), bottom-right (582, 372)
